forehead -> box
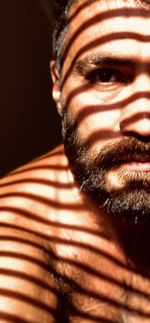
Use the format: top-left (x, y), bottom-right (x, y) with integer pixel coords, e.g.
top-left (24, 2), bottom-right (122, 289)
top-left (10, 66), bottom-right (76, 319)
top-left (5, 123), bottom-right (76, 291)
top-left (68, 0), bottom-right (148, 16)
top-left (61, 0), bottom-right (150, 73)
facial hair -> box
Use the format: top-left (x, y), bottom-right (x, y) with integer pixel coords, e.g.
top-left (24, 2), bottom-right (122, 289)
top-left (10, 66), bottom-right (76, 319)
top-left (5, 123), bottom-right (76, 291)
top-left (62, 110), bottom-right (150, 225)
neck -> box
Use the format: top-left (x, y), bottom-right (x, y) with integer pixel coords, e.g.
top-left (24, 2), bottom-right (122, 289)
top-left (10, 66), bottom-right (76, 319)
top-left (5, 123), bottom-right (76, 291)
top-left (63, 167), bottom-right (150, 274)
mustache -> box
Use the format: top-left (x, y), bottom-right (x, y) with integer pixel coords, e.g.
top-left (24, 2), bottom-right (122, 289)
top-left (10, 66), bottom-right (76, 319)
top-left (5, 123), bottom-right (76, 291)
top-left (94, 137), bottom-right (150, 169)
top-left (62, 113), bottom-right (150, 169)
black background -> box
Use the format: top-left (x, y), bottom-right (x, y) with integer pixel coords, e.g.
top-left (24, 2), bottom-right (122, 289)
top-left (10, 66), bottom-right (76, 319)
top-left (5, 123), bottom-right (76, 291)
top-left (0, 0), bottom-right (61, 177)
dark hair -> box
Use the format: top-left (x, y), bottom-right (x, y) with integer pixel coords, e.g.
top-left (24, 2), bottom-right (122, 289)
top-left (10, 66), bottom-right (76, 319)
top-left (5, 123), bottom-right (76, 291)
top-left (52, 0), bottom-right (75, 69)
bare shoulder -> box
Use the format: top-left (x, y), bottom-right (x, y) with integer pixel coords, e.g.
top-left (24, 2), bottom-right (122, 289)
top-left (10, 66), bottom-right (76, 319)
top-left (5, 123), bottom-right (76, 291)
top-left (0, 144), bottom-right (69, 231)
top-left (0, 144), bottom-right (69, 268)
top-left (0, 145), bottom-right (69, 322)
top-left (0, 144), bottom-right (67, 191)
top-left (0, 144), bottom-right (67, 197)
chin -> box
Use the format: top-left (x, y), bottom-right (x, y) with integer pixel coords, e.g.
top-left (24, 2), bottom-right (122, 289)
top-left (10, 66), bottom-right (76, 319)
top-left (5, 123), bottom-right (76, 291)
top-left (85, 183), bottom-right (150, 225)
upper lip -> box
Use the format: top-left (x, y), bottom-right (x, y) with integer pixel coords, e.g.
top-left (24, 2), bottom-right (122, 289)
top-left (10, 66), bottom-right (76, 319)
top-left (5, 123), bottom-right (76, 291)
top-left (108, 155), bottom-right (150, 167)
top-left (120, 156), bottom-right (150, 163)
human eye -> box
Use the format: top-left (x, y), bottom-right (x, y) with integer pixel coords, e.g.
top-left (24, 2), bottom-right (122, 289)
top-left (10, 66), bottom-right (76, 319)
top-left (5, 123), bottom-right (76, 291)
top-left (85, 67), bottom-right (132, 89)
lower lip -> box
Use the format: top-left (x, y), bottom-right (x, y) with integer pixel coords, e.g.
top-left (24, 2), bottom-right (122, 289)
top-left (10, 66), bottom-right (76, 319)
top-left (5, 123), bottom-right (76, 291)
top-left (122, 162), bottom-right (150, 172)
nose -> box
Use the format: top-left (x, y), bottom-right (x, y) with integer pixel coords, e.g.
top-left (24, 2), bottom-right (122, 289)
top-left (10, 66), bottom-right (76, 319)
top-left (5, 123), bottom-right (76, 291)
top-left (120, 75), bottom-right (150, 139)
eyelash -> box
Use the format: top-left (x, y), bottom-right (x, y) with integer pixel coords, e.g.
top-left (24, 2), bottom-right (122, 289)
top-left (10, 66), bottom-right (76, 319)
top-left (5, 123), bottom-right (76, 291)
top-left (85, 67), bottom-right (131, 85)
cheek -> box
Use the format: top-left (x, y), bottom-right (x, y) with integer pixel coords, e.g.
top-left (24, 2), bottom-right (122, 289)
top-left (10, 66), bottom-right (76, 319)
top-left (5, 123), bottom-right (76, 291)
top-left (68, 91), bottom-right (121, 147)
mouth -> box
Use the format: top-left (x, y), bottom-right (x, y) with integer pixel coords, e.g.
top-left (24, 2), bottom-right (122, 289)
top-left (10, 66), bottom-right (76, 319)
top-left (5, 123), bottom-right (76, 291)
top-left (121, 161), bottom-right (150, 172)
top-left (105, 153), bottom-right (150, 171)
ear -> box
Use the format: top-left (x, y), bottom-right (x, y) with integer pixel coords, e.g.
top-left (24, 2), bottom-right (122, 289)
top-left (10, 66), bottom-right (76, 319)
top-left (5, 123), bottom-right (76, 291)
top-left (50, 60), bottom-right (62, 116)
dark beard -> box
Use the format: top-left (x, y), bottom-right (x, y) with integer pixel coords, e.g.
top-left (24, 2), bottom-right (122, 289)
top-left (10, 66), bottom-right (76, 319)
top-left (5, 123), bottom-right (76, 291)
top-left (62, 111), bottom-right (150, 225)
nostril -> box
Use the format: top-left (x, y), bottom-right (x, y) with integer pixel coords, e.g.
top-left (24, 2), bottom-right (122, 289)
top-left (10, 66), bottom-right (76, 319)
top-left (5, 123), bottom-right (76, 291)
top-left (120, 112), bottom-right (150, 130)
top-left (120, 109), bottom-right (150, 140)
top-left (123, 131), bottom-right (150, 143)
top-left (143, 112), bottom-right (149, 119)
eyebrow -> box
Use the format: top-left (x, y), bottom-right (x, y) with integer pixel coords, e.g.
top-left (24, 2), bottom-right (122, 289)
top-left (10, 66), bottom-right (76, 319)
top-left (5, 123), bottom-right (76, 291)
top-left (73, 52), bottom-right (135, 75)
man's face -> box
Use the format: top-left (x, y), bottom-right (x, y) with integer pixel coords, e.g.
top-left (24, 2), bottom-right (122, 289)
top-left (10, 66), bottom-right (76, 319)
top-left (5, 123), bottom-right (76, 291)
top-left (52, 0), bottom-right (150, 224)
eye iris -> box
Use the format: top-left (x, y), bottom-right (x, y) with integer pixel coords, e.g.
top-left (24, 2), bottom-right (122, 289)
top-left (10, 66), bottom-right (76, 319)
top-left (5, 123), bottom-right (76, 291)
top-left (99, 70), bottom-right (113, 82)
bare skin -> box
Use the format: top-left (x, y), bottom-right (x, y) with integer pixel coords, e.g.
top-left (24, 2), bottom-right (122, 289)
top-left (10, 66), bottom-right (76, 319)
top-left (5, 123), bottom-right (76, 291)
top-left (1, 0), bottom-right (150, 322)
top-left (0, 146), bottom-right (150, 323)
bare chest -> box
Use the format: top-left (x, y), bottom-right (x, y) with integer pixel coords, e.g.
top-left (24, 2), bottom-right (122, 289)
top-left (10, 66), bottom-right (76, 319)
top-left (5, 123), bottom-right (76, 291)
top-left (55, 253), bottom-right (150, 323)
